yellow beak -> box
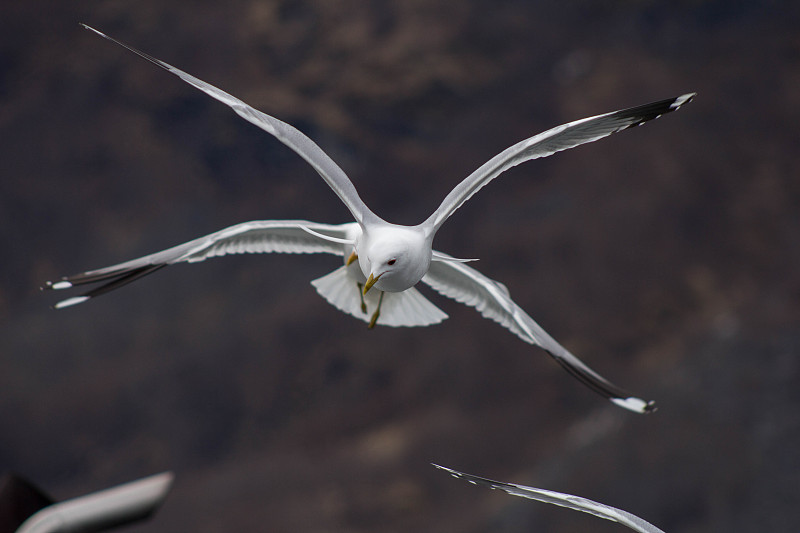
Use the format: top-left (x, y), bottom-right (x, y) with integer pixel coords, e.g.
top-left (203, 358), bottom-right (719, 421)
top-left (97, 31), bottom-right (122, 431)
top-left (363, 272), bottom-right (382, 295)
top-left (346, 252), bottom-right (358, 266)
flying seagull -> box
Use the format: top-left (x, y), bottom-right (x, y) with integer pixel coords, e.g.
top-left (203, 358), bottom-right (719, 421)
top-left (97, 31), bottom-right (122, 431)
top-left (46, 25), bottom-right (695, 413)
top-left (434, 464), bottom-right (666, 533)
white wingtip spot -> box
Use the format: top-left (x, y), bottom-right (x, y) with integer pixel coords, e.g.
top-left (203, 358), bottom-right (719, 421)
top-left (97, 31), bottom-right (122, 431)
top-left (54, 296), bottom-right (90, 309)
top-left (611, 397), bottom-right (655, 414)
top-left (50, 280), bottom-right (73, 290)
top-left (670, 93), bottom-right (696, 110)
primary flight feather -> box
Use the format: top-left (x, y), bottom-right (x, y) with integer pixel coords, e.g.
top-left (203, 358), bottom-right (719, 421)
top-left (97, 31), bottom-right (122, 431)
top-left (46, 25), bottom-right (695, 413)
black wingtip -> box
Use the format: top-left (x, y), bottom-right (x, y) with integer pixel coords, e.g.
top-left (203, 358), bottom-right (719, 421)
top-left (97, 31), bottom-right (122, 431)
top-left (615, 92), bottom-right (696, 132)
top-left (432, 464), bottom-right (499, 489)
top-left (547, 352), bottom-right (655, 414)
top-left (43, 264), bottom-right (168, 309)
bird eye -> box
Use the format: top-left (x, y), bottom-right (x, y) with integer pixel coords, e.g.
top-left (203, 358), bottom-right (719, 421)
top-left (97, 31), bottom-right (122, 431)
top-left (387, 259), bottom-right (396, 265)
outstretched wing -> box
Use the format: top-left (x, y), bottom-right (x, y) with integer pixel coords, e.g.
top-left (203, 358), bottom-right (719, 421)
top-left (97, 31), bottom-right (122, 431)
top-left (434, 465), bottom-right (665, 533)
top-left (425, 93), bottom-right (695, 232)
top-left (422, 255), bottom-right (654, 413)
top-left (81, 24), bottom-right (381, 228)
top-left (44, 221), bottom-right (356, 308)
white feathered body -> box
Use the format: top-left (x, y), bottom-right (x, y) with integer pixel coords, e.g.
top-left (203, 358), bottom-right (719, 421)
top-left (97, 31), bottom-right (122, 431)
top-left (311, 223), bottom-right (447, 327)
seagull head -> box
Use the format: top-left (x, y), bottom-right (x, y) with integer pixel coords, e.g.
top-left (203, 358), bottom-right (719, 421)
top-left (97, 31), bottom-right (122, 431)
top-left (359, 226), bottom-right (431, 294)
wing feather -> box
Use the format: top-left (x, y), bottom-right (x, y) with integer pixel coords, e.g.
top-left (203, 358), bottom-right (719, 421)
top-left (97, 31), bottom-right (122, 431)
top-left (45, 221), bottom-right (355, 307)
top-left (81, 25), bottom-right (380, 227)
top-left (423, 255), bottom-right (654, 413)
top-left (434, 465), bottom-right (666, 533)
top-left (426, 93), bottom-right (695, 231)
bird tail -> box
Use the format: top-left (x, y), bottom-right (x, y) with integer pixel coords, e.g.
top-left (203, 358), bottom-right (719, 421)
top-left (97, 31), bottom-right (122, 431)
top-left (311, 266), bottom-right (448, 327)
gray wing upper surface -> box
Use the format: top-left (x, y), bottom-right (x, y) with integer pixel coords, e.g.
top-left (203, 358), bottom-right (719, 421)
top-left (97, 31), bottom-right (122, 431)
top-left (422, 255), bottom-right (654, 412)
top-left (435, 465), bottom-right (666, 533)
top-left (426, 93), bottom-right (695, 231)
top-left (82, 25), bottom-right (692, 235)
top-left (45, 221), bottom-right (354, 307)
top-left (81, 25), bottom-right (380, 228)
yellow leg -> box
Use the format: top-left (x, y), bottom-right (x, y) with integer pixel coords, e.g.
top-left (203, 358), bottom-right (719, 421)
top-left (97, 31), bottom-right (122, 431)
top-left (368, 291), bottom-right (385, 329)
top-left (356, 282), bottom-right (367, 313)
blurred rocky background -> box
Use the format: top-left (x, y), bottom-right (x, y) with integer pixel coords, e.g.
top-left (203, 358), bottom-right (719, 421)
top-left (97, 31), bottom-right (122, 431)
top-left (2, 1), bottom-right (798, 531)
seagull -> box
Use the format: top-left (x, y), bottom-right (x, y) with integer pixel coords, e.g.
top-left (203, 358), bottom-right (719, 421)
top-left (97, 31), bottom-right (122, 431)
top-left (434, 464), bottom-right (666, 533)
top-left (46, 25), bottom-right (695, 413)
